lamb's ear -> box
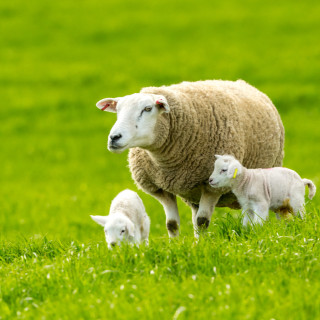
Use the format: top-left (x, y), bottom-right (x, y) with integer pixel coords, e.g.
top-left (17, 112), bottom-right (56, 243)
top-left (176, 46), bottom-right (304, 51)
top-left (90, 215), bottom-right (108, 226)
top-left (227, 163), bottom-right (241, 179)
top-left (155, 96), bottom-right (170, 113)
top-left (126, 221), bottom-right (135, 238)
top-left (215, 155), bottom-right (222, 159)
top-left (96, 98), bottom-right (120, 113)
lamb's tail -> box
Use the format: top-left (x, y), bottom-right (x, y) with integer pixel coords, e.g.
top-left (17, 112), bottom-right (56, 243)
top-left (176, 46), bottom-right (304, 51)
top-left (303, 179), bottom-right (316, 200)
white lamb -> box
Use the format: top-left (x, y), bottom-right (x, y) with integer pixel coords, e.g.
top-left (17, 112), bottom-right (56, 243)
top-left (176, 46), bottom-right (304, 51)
top-left (90, 189), bottom-right (150, 248)
top-left (209, 155), bottom-right (316, 226)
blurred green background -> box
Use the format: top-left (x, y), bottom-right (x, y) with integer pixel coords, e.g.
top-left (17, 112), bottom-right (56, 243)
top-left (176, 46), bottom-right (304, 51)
top-left (1, 1), bottom-right (320, 319)
top-left (1, 0), bottom-right (319, 241)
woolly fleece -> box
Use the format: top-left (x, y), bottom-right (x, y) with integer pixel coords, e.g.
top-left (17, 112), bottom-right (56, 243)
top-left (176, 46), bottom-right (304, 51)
top-left (128, 80), bottom-right (285, 209)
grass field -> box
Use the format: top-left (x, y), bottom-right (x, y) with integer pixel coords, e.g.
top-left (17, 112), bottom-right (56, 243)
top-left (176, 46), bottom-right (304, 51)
top-left (1, 0), bottom-right (320, 319)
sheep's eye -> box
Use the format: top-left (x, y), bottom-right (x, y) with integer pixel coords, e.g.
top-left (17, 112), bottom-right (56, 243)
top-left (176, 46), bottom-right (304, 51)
top-left (144, 106), bottom-right (152, 112)
top-left (221, 169), bottom-right (227, 173)
top-left (120, 229), bottom-right (125, 234)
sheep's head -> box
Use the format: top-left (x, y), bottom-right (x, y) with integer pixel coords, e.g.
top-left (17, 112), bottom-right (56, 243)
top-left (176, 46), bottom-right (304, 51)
top-left (209, 155), bottom-right (242, 188)
top-left (90, 215), bottom-right (135, 249)
top-left (96, 93), bottom-right (170, 153)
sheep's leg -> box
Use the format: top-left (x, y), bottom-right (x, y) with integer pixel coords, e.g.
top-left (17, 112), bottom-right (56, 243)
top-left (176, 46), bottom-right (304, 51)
top-left (196, 190), bottom-right (220, 231)
top-left (152, 190), bottom-right (180, 238)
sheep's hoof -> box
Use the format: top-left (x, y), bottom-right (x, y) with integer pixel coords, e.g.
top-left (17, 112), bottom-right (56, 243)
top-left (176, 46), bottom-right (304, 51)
top-left (197, 217), bottom-right (210, 229)
top-left (166, 220), bottom-right (179, 237)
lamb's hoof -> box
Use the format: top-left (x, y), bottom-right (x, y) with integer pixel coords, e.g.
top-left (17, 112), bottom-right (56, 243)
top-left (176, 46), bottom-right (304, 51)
top-left (197, 217), bottom-right (209, 229)
top-left (166, 220), bottom-right (179, 237)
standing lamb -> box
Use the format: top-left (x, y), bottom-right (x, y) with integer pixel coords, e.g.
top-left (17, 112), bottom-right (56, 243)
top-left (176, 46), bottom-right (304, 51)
top-left (209, 155), bottom-right (316, 225)
top-left (91, 189), bottom-right (150, 248)
top-left (96, 80), bottom-right (284, 237)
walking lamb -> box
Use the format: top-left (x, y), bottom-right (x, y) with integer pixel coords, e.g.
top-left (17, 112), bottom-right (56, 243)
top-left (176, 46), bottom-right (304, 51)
top-left (209, 155), bottom-right (316, 225)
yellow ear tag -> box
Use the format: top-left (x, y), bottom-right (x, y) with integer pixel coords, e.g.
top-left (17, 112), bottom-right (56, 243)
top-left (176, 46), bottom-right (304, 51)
top-left (233, 168), bottom-right (238, 179)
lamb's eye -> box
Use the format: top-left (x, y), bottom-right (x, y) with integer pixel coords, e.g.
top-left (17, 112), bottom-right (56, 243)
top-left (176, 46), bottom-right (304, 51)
top-left (144, 106), bottom-right (152, 112)
top-left (221, 169), bottom-right (227, 173)
top-left (120, 229), bottom-right (125, 234)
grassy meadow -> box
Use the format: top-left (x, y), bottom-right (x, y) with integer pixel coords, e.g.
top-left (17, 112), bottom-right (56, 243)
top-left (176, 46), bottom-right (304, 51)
top-left (1, 0), bottom-right (320, 319)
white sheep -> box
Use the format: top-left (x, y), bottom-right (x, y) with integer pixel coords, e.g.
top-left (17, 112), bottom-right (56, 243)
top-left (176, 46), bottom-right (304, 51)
top-left (96, 80), bottom-right (284, 237)
top-left (209, 155), bottom-right (316, 225)
top-left (90, 189), bottom-right (150, 248)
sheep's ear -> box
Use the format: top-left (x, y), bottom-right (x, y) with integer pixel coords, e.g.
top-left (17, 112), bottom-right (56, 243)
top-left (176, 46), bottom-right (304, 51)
top-left (90, 215), bottom-right (108, 226)
top-left (155, 96), bottom-right (170, 113)
top-left (126, 221), bottom-right (135, 238)
top-left (96, 98), bottom-right (120, 113)
top-left (215, 155), bottom-right (222, 159)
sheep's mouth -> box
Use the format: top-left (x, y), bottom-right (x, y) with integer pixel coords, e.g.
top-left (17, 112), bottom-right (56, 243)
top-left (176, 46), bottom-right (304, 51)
top-left (108, 144), bottom-right (128, 153)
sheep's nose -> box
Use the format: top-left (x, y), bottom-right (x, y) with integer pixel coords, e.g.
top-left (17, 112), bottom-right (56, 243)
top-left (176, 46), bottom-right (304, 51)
top-left (209, 178), bottom-right (214, 184)
top-left (110, 242), bottom-right (116, 247)
top-left (110, 134), bottom-right (122, 143)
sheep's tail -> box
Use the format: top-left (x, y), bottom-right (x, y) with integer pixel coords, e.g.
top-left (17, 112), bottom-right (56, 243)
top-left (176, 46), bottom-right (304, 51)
top-left (303, 179), bottom-right (316, 200)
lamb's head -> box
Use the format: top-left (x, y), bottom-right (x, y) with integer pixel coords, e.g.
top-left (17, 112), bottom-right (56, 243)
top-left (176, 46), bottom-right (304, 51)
top-left (96, 93), bottom-right (170, 153)
top-left (209, 155), bottom-right (243, 188)
top-left (90, 214), bottom-right (135, 249)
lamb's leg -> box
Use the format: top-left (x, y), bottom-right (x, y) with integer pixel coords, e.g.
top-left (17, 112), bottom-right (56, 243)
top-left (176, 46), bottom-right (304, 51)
top-left (242, 208), bottom-right (255, 227)
top-left (290, 194), bottom-right (305, 219)
top-left (297, 206), bottom-right (305, 219)
top-left (196, 189), bottom-right (221, 231)
top-left (191, 204), bottom-right (199, 238)
top-left (151, 190), bottom-right (180, 238)
top-left (251, 202), bottom-right (269, 225)
top-left (242, 203), bottom-right (268, 227)
top-left (141, 215), bottom-right (151, 244)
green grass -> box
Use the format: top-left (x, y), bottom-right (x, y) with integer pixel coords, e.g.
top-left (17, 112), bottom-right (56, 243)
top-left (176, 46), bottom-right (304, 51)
top-left (1, 0), bottom-right (320, 319)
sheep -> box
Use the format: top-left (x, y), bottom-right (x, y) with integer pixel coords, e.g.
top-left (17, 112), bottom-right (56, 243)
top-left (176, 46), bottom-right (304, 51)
top-left (96, 80), bottom-right (284, 237)
top-left (209, 155), bottom-right (316, 225)
top-left (90, 189), bottom-right (150, 248)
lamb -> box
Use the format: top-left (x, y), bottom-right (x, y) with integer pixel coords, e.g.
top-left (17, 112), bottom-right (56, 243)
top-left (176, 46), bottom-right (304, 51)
top-left (209, 155), bottom-right (316, 225)
top-left (90, 189), bottom-right (150, 248)
top-left (96, 80), bottom-right (284, 237)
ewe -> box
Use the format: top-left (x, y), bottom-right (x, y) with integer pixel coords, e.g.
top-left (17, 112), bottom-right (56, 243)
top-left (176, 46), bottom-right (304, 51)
top-left (91, 190), bottom-right (150, 248)
top-left (209, 155), bottom-right (316, 225)
top-left (96, 80), bottom-right (284, 237)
